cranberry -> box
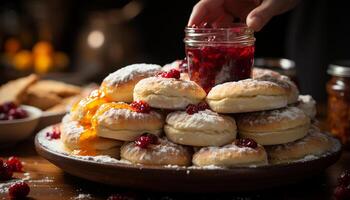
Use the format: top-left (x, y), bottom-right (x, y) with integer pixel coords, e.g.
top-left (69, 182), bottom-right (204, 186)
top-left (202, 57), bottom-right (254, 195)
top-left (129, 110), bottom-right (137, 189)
top-left (334, 185), bottom-right (350, 200)
top-left (186, 104), bottom-right (198, 115)
top-left (158, 69), bottom-right (181, 79)
top-left (1, 102), bottom-right (17, 113)
top-left (0, 161), bottom-right (13, 180)
top-left (107, 194), bottom-right (134, 200)
top-left (6, 156), bottom-right (23, 172)
top-left (46, 126), bottom-right (61, 140)
top-left (135, 133), bottom-right (159, 149)
top-left (197, 102), bottom-right (210, 111)
top-left (8, 108), bottom-right (28, 119)
top-left (8, 182), bottom-right (30, 199)
top-left (130, 101), bottom-right (151, 113)
top-left (235, 138), bottom-right (258, 149)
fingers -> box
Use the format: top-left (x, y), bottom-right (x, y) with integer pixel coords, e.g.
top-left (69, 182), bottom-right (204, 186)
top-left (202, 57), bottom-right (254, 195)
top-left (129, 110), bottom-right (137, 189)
top-left (188, 0), bottom-right (225, 26)
top-left (247, 0), bottom-right (299, 31)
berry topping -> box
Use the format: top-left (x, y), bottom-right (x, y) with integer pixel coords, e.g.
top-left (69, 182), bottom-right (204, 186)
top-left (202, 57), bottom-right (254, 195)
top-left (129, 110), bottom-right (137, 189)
top-left (0, 161), bottom-right (13, 180)
top-left (0, 102), bottom-right (28, 121)
top-left (8, 182), bottom-right (30, 199)
top-left (338, 170), bottom-right (350, 186)
top-left (6, 156), bottom-right (23, 172)
top-left (130, 101), bottom-right (151, 113)
top-left (235, 138), bottom-right (258, 149)
top-left (334, 185), bottom-right (350, 200)
top-left (186, 104), bottom-right (199, 115)
top-left (186, 102), bottom-right (210, 115)
top-left (197, 102), bottom-right (210, 111)
top-left (158, 69), bottom-right (181, 79)
top-left (135, 133), bottom-right (159, 149)
top-left (46, 126), bottom-right (61, 140)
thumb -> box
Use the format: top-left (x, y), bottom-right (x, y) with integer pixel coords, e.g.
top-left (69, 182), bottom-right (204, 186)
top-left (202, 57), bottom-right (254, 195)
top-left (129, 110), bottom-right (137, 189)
top-left (246, 0), bottom-right (276, 31)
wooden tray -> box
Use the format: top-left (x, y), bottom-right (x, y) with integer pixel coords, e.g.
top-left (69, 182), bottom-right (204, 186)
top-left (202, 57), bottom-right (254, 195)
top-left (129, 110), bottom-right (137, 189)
top-left (35, 126), bottom-right (342, 192)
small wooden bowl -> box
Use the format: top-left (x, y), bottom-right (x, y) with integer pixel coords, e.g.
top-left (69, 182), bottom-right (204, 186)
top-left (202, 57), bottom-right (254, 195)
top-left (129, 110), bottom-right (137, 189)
top-left (35, 126), bottom-right (342, 192)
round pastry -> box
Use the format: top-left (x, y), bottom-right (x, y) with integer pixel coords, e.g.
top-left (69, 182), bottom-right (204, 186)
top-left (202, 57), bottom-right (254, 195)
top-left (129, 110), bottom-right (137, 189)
top-left (101, 63), bottom-right (162, 103)
top-left (60, 114), bottom-right (123, 158)
top-left (121, 136), bottom-right (192, 166)
top-left (133, 76), bottom-right (206, 110)
top-left (296, 95), bottom-right (317, 119)
top-left (252, 67), bottom-right (281, 79)
top-left (266, 127), bottom-right (338, 164)
top-left (192, 139), bottom-right (268, 167)
top-left (93, 102), bottom-right (164, 141)
top-left (237, 106), bottom-right (310, 145)
top-left (254, 75), bottom-right (299, 104)
top-left (164, 109), bottom-right (237, 146)
top-left (206, 79), bottom-right (288, 113)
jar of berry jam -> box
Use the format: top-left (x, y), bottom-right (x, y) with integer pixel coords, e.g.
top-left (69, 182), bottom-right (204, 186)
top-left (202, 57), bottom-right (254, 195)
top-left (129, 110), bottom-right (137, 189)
top-left (326, 63), bottom-right (350, 147)
top-left (184, 24), bottom-right (255, 92)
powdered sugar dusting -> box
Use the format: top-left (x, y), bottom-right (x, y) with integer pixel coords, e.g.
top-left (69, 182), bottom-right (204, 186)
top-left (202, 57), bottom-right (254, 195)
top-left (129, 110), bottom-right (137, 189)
top-left (166, 109), bottom-right (236, 131)
top-left (240, 106), bottom-right (305, 126)
top-left (103, 63), bottom-right (161, 86)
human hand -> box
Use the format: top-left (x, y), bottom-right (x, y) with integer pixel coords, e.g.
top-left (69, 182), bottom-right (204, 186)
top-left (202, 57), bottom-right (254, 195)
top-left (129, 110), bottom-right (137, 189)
top-left (188, 0), bottom-right (299, 31)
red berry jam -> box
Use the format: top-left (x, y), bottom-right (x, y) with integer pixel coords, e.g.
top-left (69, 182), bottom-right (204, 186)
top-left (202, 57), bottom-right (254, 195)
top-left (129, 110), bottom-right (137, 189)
top-left (6, 156), bottom-right (23, 172)
top-left (158, 69), bottom-right (181, 79)
top-left (46, 126), bottom-right (61, 140)
top-left (8, 182), bottom-right (30, 199)
top-left (0, 160), bottom-right (13, 180)
top-left (235, 138), bottom-right (258, 149)
top-left (0, 102), bottom-right (28, 120)
top-left (130, 101), bottom-right (151, 113)
top-left (186, 102), bottom-right (210, 115)
top-left (135, 133), bottom-right (159, 149)
top-left (186, 45), bottom-right (254, 92)
top-left (184, 25), bottom-right (255, 92)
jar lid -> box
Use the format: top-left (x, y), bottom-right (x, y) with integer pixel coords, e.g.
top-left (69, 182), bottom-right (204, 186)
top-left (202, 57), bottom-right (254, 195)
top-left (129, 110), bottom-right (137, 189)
top-left (328, 62), bottom-right (350, 77)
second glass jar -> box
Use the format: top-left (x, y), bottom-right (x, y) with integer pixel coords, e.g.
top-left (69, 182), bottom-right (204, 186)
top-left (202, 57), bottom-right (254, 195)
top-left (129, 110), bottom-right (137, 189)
top-left (184, 24), bottom-right (255, 92)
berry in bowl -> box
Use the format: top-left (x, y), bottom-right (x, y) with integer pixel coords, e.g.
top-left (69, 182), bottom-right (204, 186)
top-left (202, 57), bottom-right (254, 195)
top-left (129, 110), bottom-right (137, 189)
top-left (0, 102), bottom-right (42, 147)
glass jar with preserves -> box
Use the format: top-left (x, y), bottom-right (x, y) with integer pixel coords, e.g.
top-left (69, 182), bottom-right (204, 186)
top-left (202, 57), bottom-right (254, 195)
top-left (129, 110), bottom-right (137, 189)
top-left (326, 63), bottom-right (350, 147)
top-left (184, 24), bottom-right (255, 92)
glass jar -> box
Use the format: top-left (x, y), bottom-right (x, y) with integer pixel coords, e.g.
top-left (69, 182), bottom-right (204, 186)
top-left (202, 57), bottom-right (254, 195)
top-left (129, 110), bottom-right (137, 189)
top-left (326, 63), bottom-right (350, 146)
top-left (184, 24), bottom-right (255, 92)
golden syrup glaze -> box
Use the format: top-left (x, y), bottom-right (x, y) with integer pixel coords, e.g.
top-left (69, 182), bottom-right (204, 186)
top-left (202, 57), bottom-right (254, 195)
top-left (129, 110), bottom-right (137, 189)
top-left (70, 89), bottom-right (135, 156)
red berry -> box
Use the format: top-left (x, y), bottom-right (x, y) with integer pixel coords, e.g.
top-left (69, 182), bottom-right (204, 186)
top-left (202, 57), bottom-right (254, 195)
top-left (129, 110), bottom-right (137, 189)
top-left (8, 108), bottom-right (28, 119)
top-left (186, 104), bottom-right (198, 115)
top-left (235, 138), bottom-right (258, 149)
top-left (6, 156), bottom-right (23, 172)
top-left (338, 170), bottom-right (350, 186)
top-left (130, 101), bottom-right (151, 113)
top-left (197, 102), bottom-right (210, 111)
top-left (46, 126), bottom-right (61, 140)
top-left (157, 69), bottom-right (180, 79)
top-left (135, 133), bottom-right (159, 149)
top-left (1, 102), bottom-right (17, 113)
top-left (8, 182), bottom-right (30, 199)
top-left (200, 22), bottom-right (212, 28)
top-left (334, 185), bottom-right (350, 200)
top-left (0, 162), bottom-right (13, 180)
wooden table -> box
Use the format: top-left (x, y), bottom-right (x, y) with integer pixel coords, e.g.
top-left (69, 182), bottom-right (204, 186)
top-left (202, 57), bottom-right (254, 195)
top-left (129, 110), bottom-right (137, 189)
top-left (0, 110), bottom-right (348, 200)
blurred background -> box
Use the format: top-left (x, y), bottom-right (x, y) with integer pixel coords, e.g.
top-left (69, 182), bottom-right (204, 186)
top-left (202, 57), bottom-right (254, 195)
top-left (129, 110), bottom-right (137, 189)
top-left (0, 0), bottom-right (348, 102)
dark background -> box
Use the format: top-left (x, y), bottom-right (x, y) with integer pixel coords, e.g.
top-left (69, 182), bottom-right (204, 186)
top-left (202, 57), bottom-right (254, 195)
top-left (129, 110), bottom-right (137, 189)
top-left (1, 0), bottom-right (348, 102)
